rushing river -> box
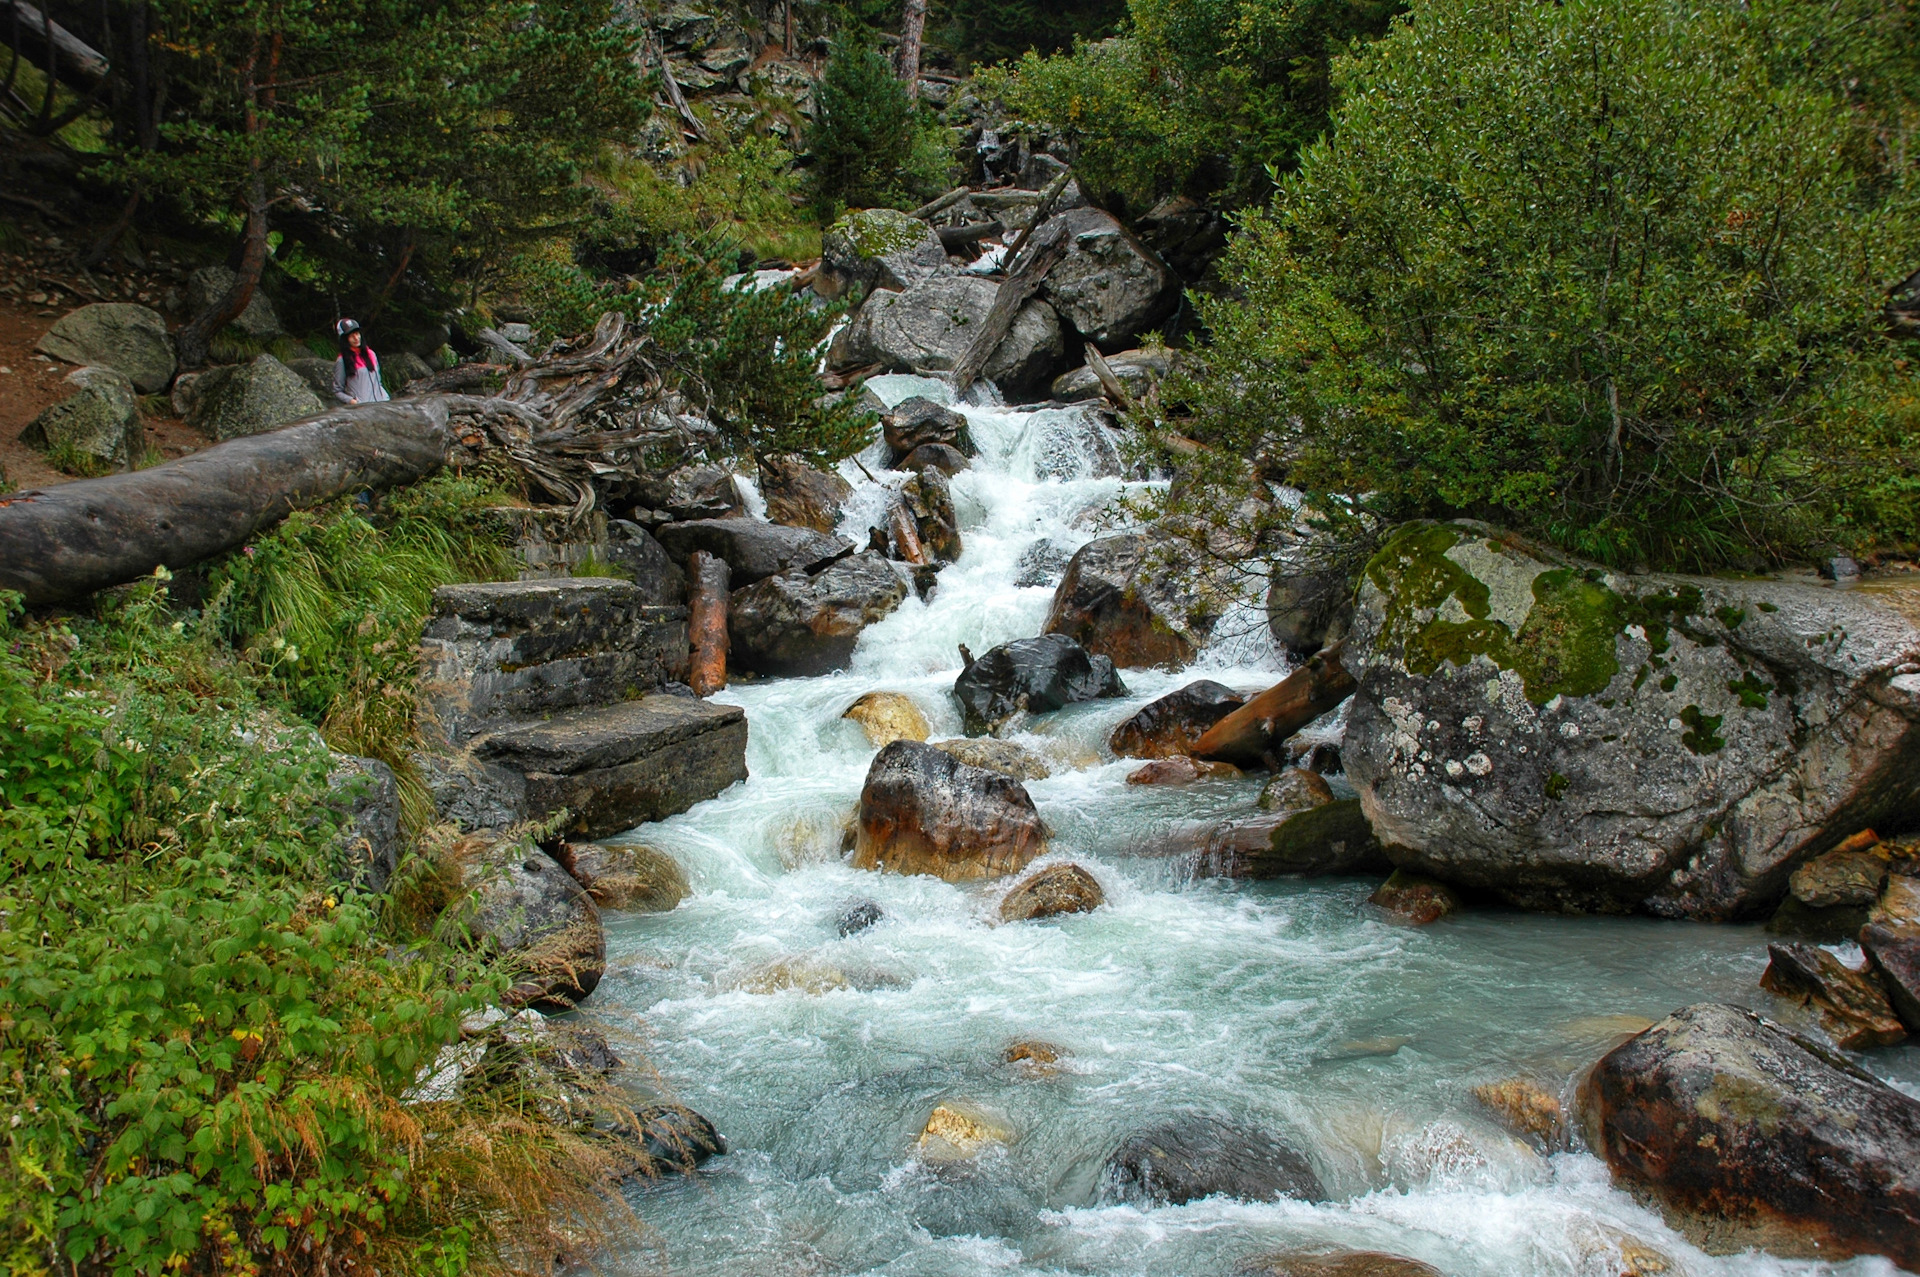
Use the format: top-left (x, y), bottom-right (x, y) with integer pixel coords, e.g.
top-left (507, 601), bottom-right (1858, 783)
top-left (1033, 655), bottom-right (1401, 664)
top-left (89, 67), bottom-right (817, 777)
top-left (593, 376), bottom-right (1920, 1277)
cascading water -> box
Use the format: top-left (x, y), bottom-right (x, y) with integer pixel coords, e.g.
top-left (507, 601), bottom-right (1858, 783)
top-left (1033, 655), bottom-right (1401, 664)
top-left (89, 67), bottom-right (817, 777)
top-left (593, 376), bottom-right (1919, 1276)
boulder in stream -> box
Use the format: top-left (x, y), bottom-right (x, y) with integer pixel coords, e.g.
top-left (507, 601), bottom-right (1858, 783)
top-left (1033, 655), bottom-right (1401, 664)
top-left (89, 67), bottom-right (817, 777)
top-left (1108, 679), bottom-right (1245, 759)
top-left (843, 691), bottom-right (931, 747)
top-left (759, 454), bottom-right (852, 533)
top-left (852, 740), bottom-right (1047, 882)
top-left (930, 737), bottom-right (1051, 781)
top-left (882, 396), bottom-right (970, 462)
top-left (1045, 534), bottom-right (1218, 670)
top-left (1579, 1002), bottom-right (1920, 1266)
top-left (834, 274), bottom-right (1065, 397)
top-left (820, 207), bottom-right (948, 295)
top-left (1101, 1114), bottom-right (1325, 1206)
top-left (626, 1103), bottom-right (727, 1178)
top-left (1201, 799), bottom-right (1386, 879)
top-left (1026, 207), bottom-right (1180, 350)
top-left (656, 516), bottom-right (852, 587)
top-left (1759, 942), bottom-right (1906, 1049)
top-left (951, 633), bottom-right (1126, 734)
top-left (729, 552), bottom-right (909, 676)
top-left (999, 863), bottom-right (1105, 921)
top-left (453, 830), bottom-right (605, 1010)
top-left (1368, 870), bottom-right (1461, 925)
top-left (1861, 923), bottom-right (1920, 1030)
top-left (1343, 521), bottom-right (1920, 919)
top-left (552, 841), bottom-right (688, 912)
top-left (1239, 1254), bottom-right (1442, 1277)
top-left (1126, 756), bottom-right (1243, 785)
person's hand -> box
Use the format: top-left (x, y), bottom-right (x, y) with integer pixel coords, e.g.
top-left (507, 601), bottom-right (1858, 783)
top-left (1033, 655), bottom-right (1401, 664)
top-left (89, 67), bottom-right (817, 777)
top-left (347, 396), bottom-right (359, 404)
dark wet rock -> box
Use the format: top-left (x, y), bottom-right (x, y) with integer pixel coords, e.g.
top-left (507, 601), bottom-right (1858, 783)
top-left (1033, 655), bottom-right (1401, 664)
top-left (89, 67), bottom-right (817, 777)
top-left (729, 552), bottom-right (909, 676)
top-left (1050, 348), bottom-right (1176, 402)
top-left (1287, 739), bottom-right (1344, 775)
top-left (552, 841), bottom-right (688, 912)
top-left (759, 454), bottom-right (853, 533)
top-left (1108, 680), bottom-right (1246, 760)
top-left (655, 517), bottom-right (852, 587)
top-left (1203, 799), bottom-right (1387, 879)
top-left (1239, 1252), bottom-right (1442, 1277)
top-left (882, 396), bottom-right (970, 462)
top-left (836, 898), bottom-right (885, 937)
top-left (900, 442), bottom-right (969, 476)
top-left (821, 207), bottom-right (948, 295)
top-left (1766, 896), bottom-right (1871, 942)
top-left (999, 863), bottom-right (1105, 921)
top-left (952, 633), bottom-right (1126, 734)
top-left (22, 365), bottom-right (141, 469)
top-left (35, 302), bottom-right (175, 392)
top-left (327, 753), bottom-right (402, 892)
top-left (627, 1104), bottom-right (727, 1178)
top-left (852, 740), bottom-right (1047, 882)
top-left (1760, 942), bottom-right (1906, 1049)
top-left (930, 737), bottom-right (1051, 782)
top-left (1101, 1114), bottom-right (1325, 1206)
top-left (1472, 1077), bottom-right (1568, 1152)
top-left (187, 353), bottom-right (325, 440)
top-left (834, 274), bottom-right (1065, 396)
top-left (600, 521), bottom-right (689, 607)
top-left (1026, 207), bottom-right (1180, 350)
top-left (1369, 870), bottom-right (1461, 925)
top-left (1579, 1002), bottom-right (1920, 1266)
top-left (1126, 756), bottom-right (1243, 785)
top-left (1045, 534), bottom-right (1218, 670)
top-left (1343, 520), bottom-right (1920, 919)
top-left (1860, 922), bottom-right (1920, 1031)
top-left (1013, 539), bottom-right (1072, 588)
top-left (456, 831), bottom-right (605, 1010)
top-left (1267, 558), bottom-right (1356, 660)
top-left (630, 464), bottom-right (742, 522)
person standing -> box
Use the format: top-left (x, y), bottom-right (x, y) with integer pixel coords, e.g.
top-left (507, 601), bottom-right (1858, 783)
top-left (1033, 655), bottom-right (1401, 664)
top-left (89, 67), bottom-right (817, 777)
top-left (331, 318), bottom-right (391, 406)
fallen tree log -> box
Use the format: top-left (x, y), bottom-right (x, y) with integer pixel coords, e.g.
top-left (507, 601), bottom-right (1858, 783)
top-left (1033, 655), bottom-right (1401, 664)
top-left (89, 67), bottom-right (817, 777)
top-left (1192, 644), bottom-right (1355, 767)
top-left (1, 1), bottom-right (108, 89)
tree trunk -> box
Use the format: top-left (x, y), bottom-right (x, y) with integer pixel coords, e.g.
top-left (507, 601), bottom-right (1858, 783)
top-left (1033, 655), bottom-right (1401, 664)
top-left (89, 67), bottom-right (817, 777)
top-left (895, 0), bottom-right (926, 96)
top-left (1191, 645), bottom-right (1355, 767)
top-left (688, 550), bottom-right (730, 696)
top-left (0, 0), bottom-right (106, 89)
top-left (0, 399), bottom-right (464, 605)
top-left (175, 175), bottom-right (269, 367)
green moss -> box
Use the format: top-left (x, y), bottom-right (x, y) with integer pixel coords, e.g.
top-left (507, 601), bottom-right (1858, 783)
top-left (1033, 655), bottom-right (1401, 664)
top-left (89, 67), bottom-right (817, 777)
top-left (1507, 569), bottom-right (1622, 703)
top-left (1728, 671), bottom-right (1771, 709)
top-left (1659, 673), bottom-right (1678, 692)
top-left (1618, 585), bottom-right (1703, 655)
top-left (829, 207), bottom-right (929, 258)
top-left (1757, 601), bottom-right (1779, 613)
top-left (1680, 704), bottom-right (1725, 754)
top-left (1716, 606), bottom-right (1746, 630)
top-left (1545, 772), bottom-right (1570, 800)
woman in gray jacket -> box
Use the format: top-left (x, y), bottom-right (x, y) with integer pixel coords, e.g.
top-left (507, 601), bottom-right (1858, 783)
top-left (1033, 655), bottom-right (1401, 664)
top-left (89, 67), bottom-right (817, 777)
top-left (331, 318), bottom-right (390, 405)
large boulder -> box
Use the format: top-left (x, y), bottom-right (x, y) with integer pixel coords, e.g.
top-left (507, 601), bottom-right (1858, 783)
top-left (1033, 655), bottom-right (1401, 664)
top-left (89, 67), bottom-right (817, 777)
top-left (729, 552), bottom-right (909, 676)
top-left (1026, 207), bottom-right (1180, 350)
top-left (35, 302), bottom-right (175, 392)
top-left (851, 740), bottom-right (1047, 882)
top-left (1045, 534), bottom-right (1219, 670)
top-left (21, 366), bottom-right (141, 470)
top-left (655, 517), bottom-right (852, 587)
top-left (1050, 348), bottom-right (1176, 402)
top-left (759, 455), bottom-right (852, 533)
top-left (600, 521), bottom-right (689, 607)
top-left (186, 265), bottom-right (283, 339)
top-left (835, 274), bottom-right (1064, 397)
top-left (820, 207), bottom-right (949, 295)
top-left (882, 396), bottom-right (971, 462)
top-left (186, 353), bottom-right (325, 440)
top-left (284, 356), bottom-right (336, 402)
top-left (456, 831), bottom-right (606, 1010)
top-left (1344, 522), bottom-right (1920, 919)
top-left (626, 1104), bottom-right (727, 1178)
top-left (1108, 679), bottom-right (1245, 759)
top-left (1101, 1114), bottom-right (1325, 1206)
top-left (1579, 1003), bottom-right (1920, 1266)
top-left (952, 633), bottom-right (1127, 734)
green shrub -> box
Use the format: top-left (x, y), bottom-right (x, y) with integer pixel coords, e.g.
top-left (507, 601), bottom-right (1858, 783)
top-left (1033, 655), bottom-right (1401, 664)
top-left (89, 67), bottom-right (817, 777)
top-left (1169, 0), bottom-right (1920, 570)
top-left (809, 35), bottom-right (954, 218)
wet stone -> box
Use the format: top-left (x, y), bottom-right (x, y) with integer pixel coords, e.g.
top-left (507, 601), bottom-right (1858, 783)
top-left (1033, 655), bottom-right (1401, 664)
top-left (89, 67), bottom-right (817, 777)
top-left (999, 863), bottom-right (1105, 922)
top-left (1101, 1114), bottom-right (1325, 1207)
top-left (835, 898), bottom-right (885, 937)
top-left (1369, 870), bottom-right (1461, 925)
top-left (1760, 941), bottom-right (1906, 1049)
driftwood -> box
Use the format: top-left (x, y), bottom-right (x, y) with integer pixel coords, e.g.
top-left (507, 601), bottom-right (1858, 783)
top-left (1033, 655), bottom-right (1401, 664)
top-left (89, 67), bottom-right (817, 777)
top-left (887, 499), bottom-right (928, 565)
top-left (1192, 644), bottom-right (1355, 767)
top-left (935, 221), bottom-right (1004, 255)
top-left (1085, 343), bottom-right (1135, 410)
top-left (687, 551), bottom-right (730, 696)
top-left (909, 186), bottom-right (972, 221)
top-left (0, 312), bottom-right (713, 604)
top-left (1, 1), bottom-right (107, 88)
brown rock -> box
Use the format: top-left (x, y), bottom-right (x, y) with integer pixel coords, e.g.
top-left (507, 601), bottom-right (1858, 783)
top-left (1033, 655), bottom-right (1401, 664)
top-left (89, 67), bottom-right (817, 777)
top-left (1045, 534), bottom-right (1210, 669)
top-left (999, 863), bottom-right (1105, 921)
top-left (900, 442), bottom-right (969, 475)
top-left (1860, 922), bottom-right (1920, 1031)
top-left (1003, 1039), bottom-right (1065, 1068)
top-left (1472, 1077), bottom-right (1567, 1150)
top-left (1125, 756), bottom-right (1243, 786)
top-left (1579, 1002), bottom-right (1920, 1266)
top-left (553, 841), bottom-right (688, 912)
top-left (901, 468), bottom-right (962, 563)
top-left (1872, 873), bottom-right (1920, 928)
top-left (1201, 799), bottom-right (1388, 879)
top-left (1760, 942), bottom-right (1906, 1049)
top-left (1789, 836), bottom-right (1890, 908)
top-left (1107, 679), bottom-right (1245, 759)
top-left (1259, 766), bottom-right (1334, 815)
top-left (1193, 646), bottom-right (1355, 767)
top-left (1239, 1253), bottom-right (1442, 1277)
top-left (930, 737), bottom-right (1051, 781)
top-left (916, 1102), bottom-right (1012, 1162)
top-left (852, 740), bottom-right (1046, 882)
top-left (1369, 870), bottom-right (1460, 925)
top-left (843, 691), bottom-right (931, 747)
top-left (759, 454), bottom-right (853, 533)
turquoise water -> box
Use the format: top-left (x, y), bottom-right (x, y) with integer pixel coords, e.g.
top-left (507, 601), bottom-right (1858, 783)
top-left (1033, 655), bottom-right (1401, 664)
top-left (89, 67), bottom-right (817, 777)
top-left (590, 378), bottom-right (1919, 1277)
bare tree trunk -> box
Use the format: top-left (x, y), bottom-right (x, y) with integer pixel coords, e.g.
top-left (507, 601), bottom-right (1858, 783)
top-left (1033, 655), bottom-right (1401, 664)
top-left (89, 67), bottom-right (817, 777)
top-left (1191, 645), bottom-right (1355, 766)
top-left (894, 0), bottom-right (925, 96)
top-left (783, 0), bottom-right (794, 56)
top-left (176, 31), bottom-right (275, 367)
top-left (688, 551), bottom-right (730, 695)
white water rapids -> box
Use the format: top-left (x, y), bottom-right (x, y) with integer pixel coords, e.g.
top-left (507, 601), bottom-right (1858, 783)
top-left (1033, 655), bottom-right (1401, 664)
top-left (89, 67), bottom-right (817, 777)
top-left (592, 376), bottom-right (1920, 1276)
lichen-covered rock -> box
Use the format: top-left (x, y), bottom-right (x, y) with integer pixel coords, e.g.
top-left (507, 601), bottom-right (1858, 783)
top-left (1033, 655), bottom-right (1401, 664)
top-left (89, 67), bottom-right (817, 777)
top-left (843, 691), bottom-right (931, 747)
top-left (284, 356), bottom-right (336, 402)
top-left (1045, 534), bottom-right (1219, 670)
top-left (36, 302), bottom-right (175, 392)
top-left (759, 454), bottom-right (853, 533)
top-left (834, 274), bottom-right (1064, 396)
top-left (187, 353), bottom-right (325, 440)
top-left (821, 208), bottom-right (949, 295)
top-left (1101, 1114), bottom-right (1325, 1207)
top-left (1369, 870), bottom-right (1460, 925)
top-left (455, 830), bottom-right (605, 1010)
top-left (952, 633), bottom-right (1127, 734)
top-left (1760, 942), bottom-right (1906, 1049)
top-left (1026, 207), bottom-right (1180, 349)
top-left (1345, 521), bottom-right (1920, 919)
top-left (852, 740), bottom-right (1047, 882)
top-left (999, 863), bottom-right (1104, 921)
top-left (21, 365), bottom-right (141, 469)
top-left (929, 737), bottom-right (1051, 781)
top-left (656, 517), bottom-right (852, 587)
top-left (187, 265), bottom-right (283, 339)
top-left (1108, 679), bottom-right (1245, 759)
top-left (1579, 1002), bottom-right (1920, 1266)
top-left (728, 552), bottom-right (908, 676)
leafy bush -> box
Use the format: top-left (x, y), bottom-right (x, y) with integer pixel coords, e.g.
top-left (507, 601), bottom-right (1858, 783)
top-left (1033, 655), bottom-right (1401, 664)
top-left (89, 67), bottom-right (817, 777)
top-left (1167, 0), bottom-right (1920, 570)
top-left (983, 0), bottom-right (1402, 211)
top-left (809, 35), bottom-right (954, 217)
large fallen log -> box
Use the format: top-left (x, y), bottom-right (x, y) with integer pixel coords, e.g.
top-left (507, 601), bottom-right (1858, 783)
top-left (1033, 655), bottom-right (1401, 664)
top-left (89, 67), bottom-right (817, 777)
top-left (1, 1), bottom-right (108, 89)
top-left (1192, 644), bottom-right (1355, 767)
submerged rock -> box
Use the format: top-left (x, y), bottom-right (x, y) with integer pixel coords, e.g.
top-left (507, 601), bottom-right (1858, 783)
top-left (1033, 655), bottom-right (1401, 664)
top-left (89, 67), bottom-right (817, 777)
top-left (729, 552), bottom-right (908, 676)
top-left (1202, 799), bottom-right (1386, 879)
top-left (1369, 870), bottom-right (1461, 925)
top-left (853, 740), bottom-right (1047, 882)
top-left (1045, 534), bottom-right (1217, 670)
top-left (455, 831), bottom-right (605, 1011)
top-left (930, 737), bottom-right (1051, 781)
top-left (917, 1102), bottom-right (1013, 1163)
top-left (1003, 1039), bottom-right (1065, 1071)
top-left (1239, 1253), bottom-right (1442, 1277)
top-left (1472, 1077), bottom-right (1568, 1151)
top-left (999, 863), bottom-right (1105, 921)
top-left (1108, 679), bottom-right (1246, 759)
top-left (1343, 521), bottom-right (1920, 919)
top-left (626, 1104), bottom-right (726, 1178)
top-left (843, 691), bottom-right (931, 748)
top-left (952, 633), bottom-right (1126, 734)
top-left (1102, 1114), bottom-right (1325, 1206)
top-left (1759, 942), bottom-right (1906, 1049)
top-left (1580, 1002), bottom-right (1920, 1266)
top-left (835, 897), bottom-right (885, 937)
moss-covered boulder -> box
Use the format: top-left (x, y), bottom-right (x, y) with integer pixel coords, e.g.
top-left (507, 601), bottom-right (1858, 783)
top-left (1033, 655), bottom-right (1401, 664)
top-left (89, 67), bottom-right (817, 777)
top-left (820, 207), bottom-right (948, 296)
top-left (21, 365), bottom-right (141, 471)
top-left (1345, 521), bottom-right (1920, 919)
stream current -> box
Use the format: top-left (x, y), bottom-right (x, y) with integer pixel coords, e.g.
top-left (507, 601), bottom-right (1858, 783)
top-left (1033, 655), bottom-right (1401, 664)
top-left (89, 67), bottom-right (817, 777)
top-left (596, 376), bottom-right (1920, 1277)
